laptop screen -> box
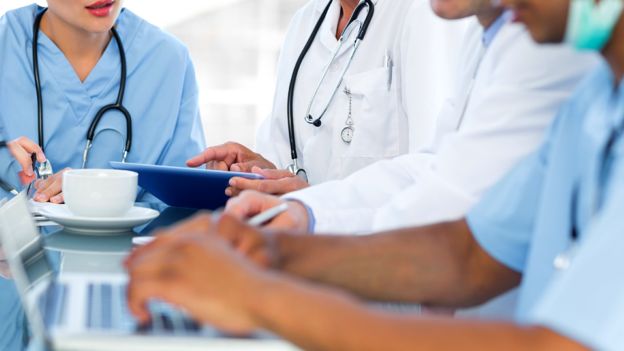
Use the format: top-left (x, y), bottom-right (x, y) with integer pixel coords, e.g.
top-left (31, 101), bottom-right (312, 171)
top-left (0, 186), bottom-right (54, 347)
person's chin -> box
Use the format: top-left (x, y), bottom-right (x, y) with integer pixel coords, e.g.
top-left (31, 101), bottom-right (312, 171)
top-left (84, 20), bottom-right (117, 34)
top-left (429, 1), bottom-right (463, 20)
top-left (528, 28), bottom-right (566, 45)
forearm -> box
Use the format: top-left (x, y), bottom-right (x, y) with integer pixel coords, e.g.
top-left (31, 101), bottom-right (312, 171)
top-left (274, 220), bottom-right (520, 307)
top-left (286, 157), bottom-right (419, 234)
top-left (250, 273), bottom-right (585, 351)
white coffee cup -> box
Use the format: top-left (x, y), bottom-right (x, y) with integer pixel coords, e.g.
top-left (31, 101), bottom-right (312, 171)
top-left (63, 169), bottom-right (138, 218)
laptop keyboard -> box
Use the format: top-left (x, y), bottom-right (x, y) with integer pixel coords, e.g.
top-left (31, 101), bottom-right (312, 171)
top-left (86, 282), bottom-right (202, 334)
top-left (38, 281), bottom-right (68, 329)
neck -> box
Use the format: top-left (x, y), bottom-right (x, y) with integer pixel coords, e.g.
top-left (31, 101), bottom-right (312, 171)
top-left (336, 0), bottom-right (360, 39)
top-left (476, 7), bottom-right (504, 30)
top-left (603, 16), bottom-right (624, 82)
top-left (40, 11), bottom-right (112, 82)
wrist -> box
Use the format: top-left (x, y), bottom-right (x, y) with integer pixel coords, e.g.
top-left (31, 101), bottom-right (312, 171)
top-left (285, 200), bottom-right (313, 233)
top-left (243, 269), bottom-right (283, 330)
top-left (272, 231), bottom-right (304, 273)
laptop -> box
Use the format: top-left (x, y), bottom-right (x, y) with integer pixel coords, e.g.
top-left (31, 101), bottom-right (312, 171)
top-left (0, 193), bottom-right (297, 351)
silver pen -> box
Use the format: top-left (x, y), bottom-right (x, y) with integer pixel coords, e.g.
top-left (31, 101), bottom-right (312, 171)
top-left (247, 203), bottom-right (290, 227)
top-left (132, 204), bottom-right (291, 247)
top-left (384, 51), bottom-right (393, 91)
top-left (213, 203), bottom-right (289, 227)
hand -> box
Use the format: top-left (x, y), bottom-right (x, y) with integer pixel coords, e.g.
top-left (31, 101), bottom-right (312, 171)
top-left (129, 213), bottom-right (277, 269)
top-left (225, 190), bottom-right (310, 232)
top-left (7, 137), bottom-right (47, 185)
top-left (186, 142), bottom-right (276, 172)
top-left (0, 245), bottom-right (12, 279)
top-left (33, 168), bottom-right (70, 203)
top-left (125, 214), bottom-right (269, 334)
top-left (226, 167), bottom-right (309, 197)
top-left (215, 214), bottom-right (278, 268)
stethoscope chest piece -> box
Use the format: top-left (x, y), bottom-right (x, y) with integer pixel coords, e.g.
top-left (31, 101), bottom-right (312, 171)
top-left (287, 161), bottom-right (309, 183)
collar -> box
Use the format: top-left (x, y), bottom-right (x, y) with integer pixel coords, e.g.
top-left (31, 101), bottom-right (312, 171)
top-left (482, 10), bottom-right (512, 48)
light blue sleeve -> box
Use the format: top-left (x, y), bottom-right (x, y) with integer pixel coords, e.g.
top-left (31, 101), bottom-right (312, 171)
top-left (466, 116), bottom-right (558, 272)
top-left (528, 158), bottom-right (624, 350)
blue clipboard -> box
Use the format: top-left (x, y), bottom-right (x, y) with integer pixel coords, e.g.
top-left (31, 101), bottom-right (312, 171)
top-left (110, 162), bottom-right (263, 210)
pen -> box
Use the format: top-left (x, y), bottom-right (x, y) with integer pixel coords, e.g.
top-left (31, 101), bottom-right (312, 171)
top-left (247, 203), bottom-right (290, 227)
top-left (383, 51), bottom-right (393, 91)
top-left (132, 203), bottom-right (290, 247)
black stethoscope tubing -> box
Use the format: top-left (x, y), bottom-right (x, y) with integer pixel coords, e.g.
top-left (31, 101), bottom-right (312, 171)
top-left (568, 120), bottom-right (624, 242)
top-left (33, 8), bottom-right (132, 166)
top-left (556, 124), bottom-right (623, 270)
top-left (286, 0), bottom-right (374, 176)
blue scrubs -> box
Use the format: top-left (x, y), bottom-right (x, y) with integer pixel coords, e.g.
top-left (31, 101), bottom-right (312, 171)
top-left (467, 60), bottom-right (624, 350)
top-left (0, 5), bottom-right (206, 200)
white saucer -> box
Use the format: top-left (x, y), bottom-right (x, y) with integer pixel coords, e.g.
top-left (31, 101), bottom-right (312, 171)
top-left (37, 205), bottom-right (160, 235)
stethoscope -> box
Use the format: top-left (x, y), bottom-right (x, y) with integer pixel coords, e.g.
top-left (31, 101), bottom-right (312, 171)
top-left (33, 9), bottom-right (132, 170)
top-left (553, 116), bottom-right (624, 271)
top-left (286, 0), bottom-right (374, 181)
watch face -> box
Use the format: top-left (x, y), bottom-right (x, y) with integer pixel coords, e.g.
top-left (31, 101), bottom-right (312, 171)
top-left (341, 126), bottom-right (354, 143)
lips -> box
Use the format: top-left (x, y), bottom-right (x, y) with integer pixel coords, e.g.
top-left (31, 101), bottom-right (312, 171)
top-left (86, 0), bottom-right (114, 9)
top-left (85, 0), bottom-right (115, 17)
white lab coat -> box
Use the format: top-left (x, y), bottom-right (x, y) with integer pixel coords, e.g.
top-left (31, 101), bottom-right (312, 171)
top-left (286, 20), bottom-right (599, 235)
top-left (255, 0), bottom-right (468, 185)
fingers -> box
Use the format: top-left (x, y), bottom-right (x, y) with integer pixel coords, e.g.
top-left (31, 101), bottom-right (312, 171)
top-left (33, 168), bottom-right (72, 202)
top-left (230, 160), bottom-right (275, 173)
top-left (224, 190), bottom-right (282, 220)
top-left (7, 137), bottom-right (44, 178)
top-left (250, 167), bottom-right (295, 180)
top-left (186, 143), bottom-right (247, 168)
top-left (225, 186), bottom-right (242, 197)
top-left (50, 193), bottom-right (64, 204)
top-left (0, 264), bottom-right (12, 280)
top-left (18, 171), bottom-right (36, 185)
top-left (125, 213), bottom-right (214, 265)
top-left (216, 215), bottom-right (262, 254)
top-left (205, 160), bottom-right (229, 172)
top-left (127, 255), bottom-right (186, 325)
top-left (18, 137), bottom-right (46, 163)
top-left (127, 279), bottom-right (164, 324)
top-left (34, 175), bottom-right (62, 202)
top-left (229, 176), bottom-right (308, 196)
top-left (7, 137), bottom-right (47, 179)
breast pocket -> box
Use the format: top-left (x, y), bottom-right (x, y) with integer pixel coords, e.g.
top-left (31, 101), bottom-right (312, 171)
top-left (341, 66), bottom-right (400, 159)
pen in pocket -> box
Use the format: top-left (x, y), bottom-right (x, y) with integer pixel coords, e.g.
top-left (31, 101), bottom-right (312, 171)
top-left (383, 51), bottom-right (393, 91)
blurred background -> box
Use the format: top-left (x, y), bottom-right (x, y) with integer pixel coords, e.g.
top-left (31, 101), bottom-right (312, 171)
top-left (0, 0), bottom-right (306, 148)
